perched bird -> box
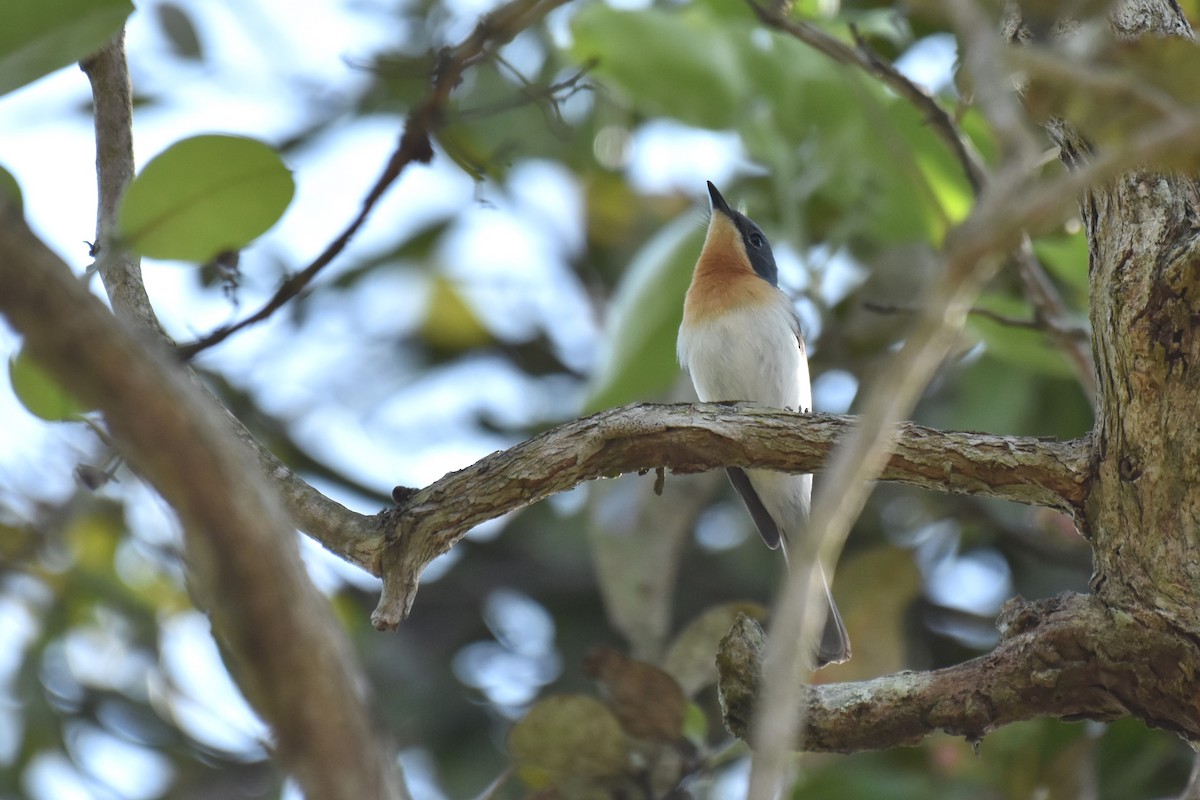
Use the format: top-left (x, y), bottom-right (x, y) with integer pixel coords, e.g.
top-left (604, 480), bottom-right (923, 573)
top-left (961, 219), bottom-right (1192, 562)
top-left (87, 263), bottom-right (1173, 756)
top-left (677, 181), bottom-right (851, 666)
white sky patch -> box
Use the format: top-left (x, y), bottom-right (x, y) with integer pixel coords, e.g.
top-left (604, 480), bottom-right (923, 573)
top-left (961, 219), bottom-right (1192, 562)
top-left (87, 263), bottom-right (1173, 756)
top-left (926, 548), bottom-right (1013, 616)
top-left (813, 369), bottom-right (858, 414)
top-left (157, 611), bottom-right (269, 757)
top-left (24, 751), bottom-right (92, 800)
top-left (66, 724), bottom-right (174, 800)
top-left (894, 33), bottom-right (958, 94)
top-left (626, 121), bottom-right (743, 195)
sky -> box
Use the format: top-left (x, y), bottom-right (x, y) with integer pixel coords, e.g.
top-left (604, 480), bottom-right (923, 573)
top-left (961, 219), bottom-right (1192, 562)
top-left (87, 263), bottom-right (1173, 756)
top-left (0, 1), bottom-right (959, 796)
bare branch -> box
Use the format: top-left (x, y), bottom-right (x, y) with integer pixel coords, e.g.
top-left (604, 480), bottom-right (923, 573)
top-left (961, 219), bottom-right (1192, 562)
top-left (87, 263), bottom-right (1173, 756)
top-left (176, 0), bottom-right (574, 359)
top-left (1012, 236), bottom-right (1097, 400)
top-left (718, 593), bottom-right (1200, 751)
top-left (865, 298), bottom-right (1088, 337)
top-left (80, 32), bottom-right (164, 336)
top-left (369, 403), bottom-right (1090, 629)
top-left (749, 2), bottom-right (986, 193)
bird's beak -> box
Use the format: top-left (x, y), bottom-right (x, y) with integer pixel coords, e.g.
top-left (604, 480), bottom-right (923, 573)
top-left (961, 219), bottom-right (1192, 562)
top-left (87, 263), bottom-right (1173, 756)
top-left (707, 181), bottom-right (734, 219)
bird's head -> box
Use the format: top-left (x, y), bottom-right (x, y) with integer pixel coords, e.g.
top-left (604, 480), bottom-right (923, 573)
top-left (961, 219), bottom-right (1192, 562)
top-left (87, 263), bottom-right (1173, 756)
top-left (702, 181), bottom-right (779, 287)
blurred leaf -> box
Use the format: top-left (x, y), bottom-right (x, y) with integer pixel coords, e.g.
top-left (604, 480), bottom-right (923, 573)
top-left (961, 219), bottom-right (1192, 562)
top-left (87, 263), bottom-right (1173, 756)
top-left (1097, 718), bottom-right (1193, 800)
top-left (583, 646), bottom-right (686, 742)
top-left (582, 215), bottom-right (702, 412)
top-left (118, 134), bottom-right (294, 262)
top-left (155, 2), bottom-right (203, 62)
top-left (967, 293), bottom-right (1076, 379)
top-left (571, 5), bottom-right (747, 130)
top-left (843, 8), bottom-right (914, 48)
top-left (1022, 37), bottom-right (1200, 150)
top-left (0, 164), bottom-right (23, 213)
top-left (571, 4), bottom-right (972, 247)
top-left (0, 0), bottom-right (133, 97)
top-left (66, 502), bottom-right (122, 572)
top-left (0, 521), bottom-right (36, 561)
top-left (508, 694), bottom-right (629, 793)
top-left (681, 702), bottom-right (708, 746)
top-left (9, 348), bottom-right (86, 421)
top-left (420, 275), bottom-right (492, 353)
top-left (817, 547), bottom-right (921, 684)
top-left (1033, 228), bottom-right (1089, 296)
top-left (662, 602), bottom-right (767, 697)
top-left (434, 125), bottom-right (502, 182)
top-left (793, 746), bottom-right (988, 800)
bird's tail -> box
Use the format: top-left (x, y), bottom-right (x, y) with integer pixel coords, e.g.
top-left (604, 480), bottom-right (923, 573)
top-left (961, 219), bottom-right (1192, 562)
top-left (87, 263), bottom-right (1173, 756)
top-left (779, 541), bottom-right (852, 667)
top-left (816, 564), bottom-right (851, 666)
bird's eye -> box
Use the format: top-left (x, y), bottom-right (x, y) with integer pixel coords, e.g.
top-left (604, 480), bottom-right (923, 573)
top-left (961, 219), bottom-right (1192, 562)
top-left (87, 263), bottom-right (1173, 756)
top-left (748, 233), bottom-right (764, 249)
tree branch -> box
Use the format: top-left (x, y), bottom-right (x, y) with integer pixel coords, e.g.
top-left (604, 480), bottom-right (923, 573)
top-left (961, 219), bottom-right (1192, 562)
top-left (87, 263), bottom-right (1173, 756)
top-left (717, 593), bottom-right (1200, 750)
top-left (176, 0), bottom-right (574, 359)
top-left (80, 31), bottom-right (164, 335)
top-left (751, 3), bottom-right (1097, 397)
top-left (0, 208), bottom-right (407, 797)
top-left (369, 403), bottom-right (1090, 629)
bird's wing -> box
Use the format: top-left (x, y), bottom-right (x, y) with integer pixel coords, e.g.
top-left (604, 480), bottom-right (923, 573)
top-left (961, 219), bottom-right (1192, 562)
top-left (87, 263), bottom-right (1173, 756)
top-left (725, 467), bottom-right (782, 549)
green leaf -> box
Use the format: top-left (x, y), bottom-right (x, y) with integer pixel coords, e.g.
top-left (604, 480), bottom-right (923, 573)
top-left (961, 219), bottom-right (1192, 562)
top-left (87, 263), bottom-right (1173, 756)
top-left (0, 164), bottom-right (23, 213)
top-left (569, 2), bottom-right (971, 247)
top-left (154, 3), bottom-right (203, 62)
top-left (582, 215), bottom-right (702, 413)
top-left (571, 5), bottom-right (747, 130)
top-left (1033, 228), bottom-right (1089, 296)
top-left (966, 293), bottom-right (1076, 379)
top-left (117, 134), bottom-right (295, 262)
top-left (420, 275), bottom-right (492, 353)
top-left (9, 348), bottom-right (86, 421)
top-left (0, 0), bottom-right (133, 97)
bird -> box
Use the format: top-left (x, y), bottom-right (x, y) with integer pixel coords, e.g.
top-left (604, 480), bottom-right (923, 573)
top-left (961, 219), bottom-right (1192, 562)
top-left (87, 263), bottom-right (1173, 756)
top-left (676, 181), bottom-right (851, 667)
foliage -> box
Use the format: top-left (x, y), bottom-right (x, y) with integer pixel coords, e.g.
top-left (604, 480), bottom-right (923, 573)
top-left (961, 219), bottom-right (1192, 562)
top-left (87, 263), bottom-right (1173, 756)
top-left (0, 0), bottom-right (1196, 798)
top-left (117, 134), bottom-right (294, 263)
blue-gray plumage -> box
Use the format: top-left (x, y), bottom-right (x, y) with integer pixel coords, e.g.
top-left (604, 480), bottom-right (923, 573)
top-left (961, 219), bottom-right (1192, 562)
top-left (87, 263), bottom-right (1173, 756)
top-left (677, 181), bottom-right (851, 667)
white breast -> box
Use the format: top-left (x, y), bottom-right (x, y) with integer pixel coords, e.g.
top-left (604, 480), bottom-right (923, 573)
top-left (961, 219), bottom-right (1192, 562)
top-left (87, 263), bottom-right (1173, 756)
top-left (677, 301), bottom-right (811, 411)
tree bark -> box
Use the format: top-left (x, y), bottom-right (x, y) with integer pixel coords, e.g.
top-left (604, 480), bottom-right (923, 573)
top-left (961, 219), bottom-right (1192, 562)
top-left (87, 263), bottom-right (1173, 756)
top-left (371, 405), bottom-right (1090, 628)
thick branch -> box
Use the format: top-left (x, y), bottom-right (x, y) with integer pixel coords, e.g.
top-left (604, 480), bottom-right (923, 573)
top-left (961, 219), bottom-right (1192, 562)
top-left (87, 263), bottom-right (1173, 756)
top-left (0, 206), bottom-right (407, 799)
top-left (80, 33), bottom-right (385, 577)
top-left (718, 593), bottom-right (1200, 751)
top-left (370, 403), bottom-right (1090, 628)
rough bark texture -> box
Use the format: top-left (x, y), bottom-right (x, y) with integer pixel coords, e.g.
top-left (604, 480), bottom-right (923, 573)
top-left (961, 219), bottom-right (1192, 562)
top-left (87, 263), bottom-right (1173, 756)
top-left (1043, 3), bottom-right (1200, 637)
top-left (719, 593), bottom-right (1200, 750)
top-left (371, 405), bottom-right (1090, 628)
top-left (1083, 154), bottom-right (1200, 635)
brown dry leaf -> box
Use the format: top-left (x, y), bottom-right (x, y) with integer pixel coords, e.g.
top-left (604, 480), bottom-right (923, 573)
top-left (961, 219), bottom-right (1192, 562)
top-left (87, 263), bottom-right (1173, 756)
top-left (815, 545), bottom-right (921, 684)
top-left (584, 646), bottom-right (687, 743)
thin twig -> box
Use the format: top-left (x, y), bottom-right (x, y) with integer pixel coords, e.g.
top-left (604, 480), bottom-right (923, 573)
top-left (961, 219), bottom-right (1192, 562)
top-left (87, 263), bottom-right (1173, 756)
top-left (451, 63), bottom-right (594, 122)
top-left (1013, 236), bottom-right (1098, 397)
top-left (751, 3), bottom-right (987, 193)
top-left (864, 299), bottom-right (1088, 338)
top-left (176, 0), bottom-right (573, 359)
top-left (80, 32), bottom-right (166, 337)
top-left (752, 1), bottom-right (1095, 398)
